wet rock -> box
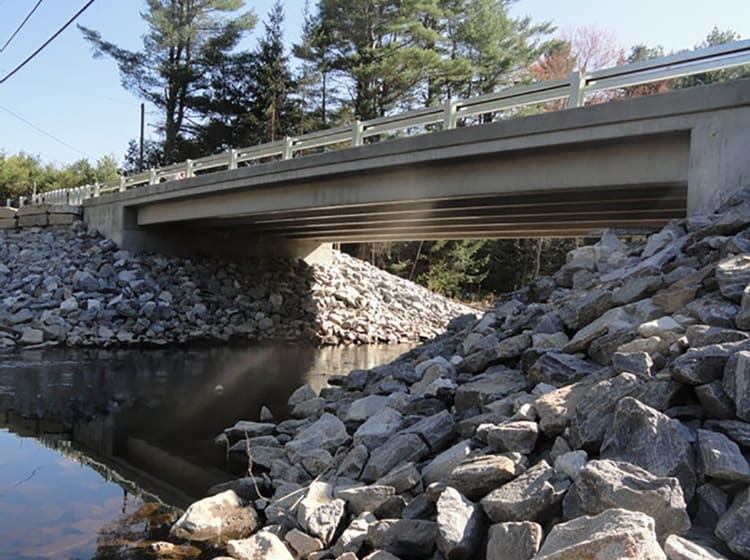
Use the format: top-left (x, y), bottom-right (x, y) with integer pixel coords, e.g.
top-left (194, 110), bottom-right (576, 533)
top-left (227, 532), bottom-right (294, 560)
top-left (169, 490), bottom-right (259, 545)
top-left (601, 397), bottom-right (697, 499)
top-left (448, 454), bottom-right (525, 501)
top-left (486, 521), bottom-right (542, 560)
top-left (535, 508), bottom-right (666, 560)
top-left (436, 487), bottom-right (485, 560)
top-left (715, 488), bottom-right (750, 558)
top-left (696, 429), bottom-right (750, 482)
top-left (480, 460), bottom-right (569, 523)
top-left (563, 459), bottom-right (690, 541)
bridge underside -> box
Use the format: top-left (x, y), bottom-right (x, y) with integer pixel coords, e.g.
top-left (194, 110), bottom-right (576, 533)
top-left (176, 183), bottom-right (687, 242)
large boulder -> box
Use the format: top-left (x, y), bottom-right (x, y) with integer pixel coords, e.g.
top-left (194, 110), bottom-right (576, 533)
top-left (436, 487), bottom-right (486, 560)
top-left (169, 490), bottom-right (259, 545)
top-left (563, 459), bottom-right (690, 541)
top-left (601, 397), bottom-right (697, 499)
top-left (535, 508), bottom-right (666, 560)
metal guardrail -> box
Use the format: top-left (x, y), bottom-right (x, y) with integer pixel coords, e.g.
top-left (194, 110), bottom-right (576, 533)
top-left (34, 39), bottom-right (750, 207)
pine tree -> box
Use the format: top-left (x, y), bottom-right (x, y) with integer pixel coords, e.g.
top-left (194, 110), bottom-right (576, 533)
top-left (79, 0), bottom-right (256, 163)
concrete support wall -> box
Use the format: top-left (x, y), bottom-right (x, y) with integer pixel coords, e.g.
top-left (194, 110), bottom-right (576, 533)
top-left (84, 203), bottom-right (333, 264)
top-left (688, 108), bottom-right (750, 214)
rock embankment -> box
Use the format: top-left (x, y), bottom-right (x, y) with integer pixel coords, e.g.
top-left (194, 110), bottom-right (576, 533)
top-left (163, 189), bottom-right (750, 559)
top-left (0, 224), bottom-right (475, 351)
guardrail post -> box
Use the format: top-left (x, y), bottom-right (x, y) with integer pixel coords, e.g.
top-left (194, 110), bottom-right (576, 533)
top-left (185, 159), bottom-right (194, 178)
top-left (567, 71), bottom-right (586, 108)
top-left (283, 136), bottom-right (293, 160)
top-left (229, 149), bottom-right (238, 170)
top-left (94, 182), bottom-right (101, 197)
top-left (149, 169), bottom-right (157, 185)
top-left (443, 100), bottom-right (458, 129)
top-left (352, 120), bottom-right (364, 147)
top-left (119, 176), bottom-right (126, 192)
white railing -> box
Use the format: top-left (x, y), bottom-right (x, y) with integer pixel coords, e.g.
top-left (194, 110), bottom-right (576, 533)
top-left (34, 39), bottom-right (750, 207)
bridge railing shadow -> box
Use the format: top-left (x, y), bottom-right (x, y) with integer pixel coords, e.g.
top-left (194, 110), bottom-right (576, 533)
top-left (33, 39), bottom-right (750, 207)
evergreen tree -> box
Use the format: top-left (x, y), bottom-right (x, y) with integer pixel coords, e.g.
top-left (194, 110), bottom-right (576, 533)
top-left (79, 0), bottom-right (256, 163)
top-left (246, 0), bottom-right (300, 142)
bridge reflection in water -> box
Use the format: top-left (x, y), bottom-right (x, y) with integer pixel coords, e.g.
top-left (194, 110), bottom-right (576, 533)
top-left (0, 343), bottom-right (413, 507)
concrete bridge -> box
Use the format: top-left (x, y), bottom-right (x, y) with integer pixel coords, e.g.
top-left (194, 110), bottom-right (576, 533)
top-left (78, 77), bottom-right (750, 260)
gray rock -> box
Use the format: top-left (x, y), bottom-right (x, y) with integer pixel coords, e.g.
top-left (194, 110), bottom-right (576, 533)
top-left (664, 535), bottom-right (729, 560)
top-left (421, 439), bottom-right (473, 486)
top-left (696, 429), bottom-right (750, 482)
top-left (170, 490), bottom-right (259, 545)
top-left (19, 327), bottom-right (44, 345)
top-left (601, 397), bottom-right (697, 499)
top-left (703, 419), bottom-right (750, 450)
top-left (402, 410), bottom-right (456, 453)
top-left (672, 340), bottom-right (750, 385)
top-left (227, 532), bottom-right (294, 560)
top-left (684, 295), bottom-right (740, 329)
top-left (486, 521), bottom-right (542, 560)
top-left (436, 487), bottom-right (485, 560)
top-left (569, 373), bottom-right (643, 449)
top-left (686, 325), bottom-right (749, 347)
top-left (459, 333), bottom-right (531, 373)
top-left (361, 433), bottom-right (430, 483)
top-left (560, 289), bottom-right (614, 330)
top-left (554, 450), bottom-right (588, 479)
top-left (614, 351), bottom-right (653, 377)
top-left (485, 421), bottom-right (539, 454)
top-left (336, 485), bottom-right (395, 516)
top-left (224, 421), bottom-right (276, 441)
top-left (366, 519), bottom-right (437, 558)
top-left (297, 481), bottom-right (346, 546)
top-left (337, 444), bottom-right (370, 480)
top-left (454, 367), bottom-right (530, 413)
top-left (563, 459), bottom-right (690, 541)
top-left (480, 460), bottom-right (569, 523)
top-left (613, 275), bottom-right (664, 306)
top-left (449, 454), bottom-right (526, 501)
top-left (694, 483), bottom-right (729, 528)
top-left (723, 351), bottom-right (750, 422)
top-left (353, 407), bottom-right (403, 450)
top-left (695, 382), bottom-right (735, 419)
top-left (346, 395), bottom-right (394, 422)
top-left (535, 508), bottom-right (666, 560)
top-left (716, 488), bottom-right (750, 559)
top-left (534, 380), bottom-right (598, 437)
top-left (717, 254), bottom-right (750, 302)
top-left (376, 462), bottom-right (422, 495)
top-left (286, 413), bottom-right (350, 457)
top-left (527, 352), bottom-right (599, 387)
top-left (332, 512), bottom-right (377, 557)
top-left (737, 285), bottom-right (750, 330)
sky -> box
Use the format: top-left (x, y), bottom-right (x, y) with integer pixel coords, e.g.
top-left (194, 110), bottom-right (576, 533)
top-left (0, 0), bottom-right (748, 166)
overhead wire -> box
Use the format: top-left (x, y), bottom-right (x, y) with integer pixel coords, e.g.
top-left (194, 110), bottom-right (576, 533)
top-left (0, 0), bottom-right (45, 53)
top-left (0, 0), bottom-right (97, 84)
top-left (0, 104), bottom-right (91, 158)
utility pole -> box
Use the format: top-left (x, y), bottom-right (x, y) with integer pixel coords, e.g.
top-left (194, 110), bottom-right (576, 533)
top-left (139, 103), bottom-right (145, 172)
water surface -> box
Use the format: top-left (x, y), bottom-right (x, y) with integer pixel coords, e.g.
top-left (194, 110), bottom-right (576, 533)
top-left (0, 343), bottom-right (413, 560)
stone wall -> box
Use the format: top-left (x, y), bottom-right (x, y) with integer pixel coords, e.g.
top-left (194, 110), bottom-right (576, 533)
top-left (0, 204), bottom-right (82, 230)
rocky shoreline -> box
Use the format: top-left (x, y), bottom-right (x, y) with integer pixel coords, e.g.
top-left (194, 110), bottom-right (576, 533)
top-left (0, 223), bottom-right (475, 351)
top-left (153, 189), bottom-right (750, 559)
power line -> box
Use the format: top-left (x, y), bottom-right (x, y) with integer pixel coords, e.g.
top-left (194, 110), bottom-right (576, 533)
top-left (0, 104), bottom-right (91, 158)
top-left (0, 0), bottom-right (97, 84)
top-left (0, 0), bottom-right (45, 53)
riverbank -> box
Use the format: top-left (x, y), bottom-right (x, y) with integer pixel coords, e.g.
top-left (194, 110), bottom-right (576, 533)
top-left (0, 223), bottom-right (475, 351)
top-left (158, 188), bottom-right (750, 559)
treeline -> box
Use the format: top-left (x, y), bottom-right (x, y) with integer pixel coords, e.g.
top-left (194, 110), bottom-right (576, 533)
top-left (0, 153), bottom-right (118, 202)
